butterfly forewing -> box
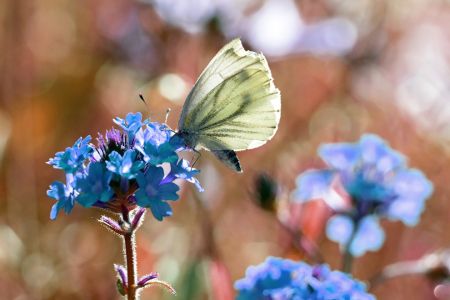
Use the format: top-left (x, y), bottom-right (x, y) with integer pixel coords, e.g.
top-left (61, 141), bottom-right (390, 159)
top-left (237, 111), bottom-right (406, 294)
top-left (178, 38), bottom-right (272, 130)
top-left (178, 38), bottom-right (281, 171)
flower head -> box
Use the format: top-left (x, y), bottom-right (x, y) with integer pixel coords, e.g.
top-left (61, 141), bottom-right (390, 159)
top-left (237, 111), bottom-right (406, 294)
top-left (135, 166), bottom-right (180, 221)
top-left (47, 113), bottom-right (203, 220)
top-left (292, 134), bottom-right (433, 256)
top-left (47, 136), bottom-right (94, 174)
top-left (159, 159), bottom-right (204, 192)
top-left (75, 162), bottom-right (115, 207)
top-left (47, 173), bottom-right (77, 219)
top-left (135, 141), bottom-right (178, 166)
top-left (94, 128), bottom-right (126, 162)
top-left (234, 257), bottom-right (375, 300)
top-left (106, 150), bottom-right (145, 179)
top-left (114, 112), bottom-right (150, 145)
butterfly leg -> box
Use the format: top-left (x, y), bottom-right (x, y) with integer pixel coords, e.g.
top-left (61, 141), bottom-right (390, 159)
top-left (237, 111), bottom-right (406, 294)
top-left (190, 149), bottom-right (202, 168)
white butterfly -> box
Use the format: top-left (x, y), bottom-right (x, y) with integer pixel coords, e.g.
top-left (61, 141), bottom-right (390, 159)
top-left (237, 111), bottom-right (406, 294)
top-left (177, 38), bottom-right (281, 172)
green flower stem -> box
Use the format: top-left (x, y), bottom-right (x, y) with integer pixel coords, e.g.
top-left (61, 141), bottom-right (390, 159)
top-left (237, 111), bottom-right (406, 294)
top-left (123, 209), bottom-right (137, 300)
top-left (342, 245), bottom-right (354, 274)
top-left (342, 219), bottom-right (359, 274)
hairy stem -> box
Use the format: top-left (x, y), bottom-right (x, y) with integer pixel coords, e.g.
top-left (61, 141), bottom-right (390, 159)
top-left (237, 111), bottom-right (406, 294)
top-left (123, 209), bottom-right (137, 300)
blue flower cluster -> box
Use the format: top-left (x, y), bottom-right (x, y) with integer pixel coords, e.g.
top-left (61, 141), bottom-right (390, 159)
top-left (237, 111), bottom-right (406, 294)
top-left (292, 134), bottom-right (433, 256)
top-left (47, 113), bottom-right (203, 221)
top-left (235, 257), bottom-right (375, 300)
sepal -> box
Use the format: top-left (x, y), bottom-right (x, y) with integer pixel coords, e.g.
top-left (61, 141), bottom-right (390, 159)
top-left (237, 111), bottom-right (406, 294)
top-left (136, 273), bottom-right (176, 295)
top-left (95, 216), bottom-right (126, 235)
top-left (131, 208), bottom-right (146, 231)
top-left (115, 264), bottom-right (128, 296)
top-left (116, 279), bottom-right (127, 296)
top-left (137, 273), bottom-right (159, 286)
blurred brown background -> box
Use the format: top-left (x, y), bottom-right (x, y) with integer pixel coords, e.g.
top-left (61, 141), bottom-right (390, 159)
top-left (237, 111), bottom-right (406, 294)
top-left (1, 0), bottom-right (450, 299)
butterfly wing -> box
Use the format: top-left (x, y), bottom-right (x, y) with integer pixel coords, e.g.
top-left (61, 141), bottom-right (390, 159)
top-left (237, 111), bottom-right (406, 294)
top-left (211, 150), bottom-right (242, 173)
top-left (178, 38), bottom-right (280, 171)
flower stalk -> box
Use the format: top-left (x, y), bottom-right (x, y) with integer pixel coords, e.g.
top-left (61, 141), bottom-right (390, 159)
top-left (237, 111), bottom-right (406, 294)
top-left (96, 206), bottom-right (177, 299)
top-left (123, 208), bottom-right (137, 300)
top-left (342, 233), bottom-right (355, 273)
top-left (47, 113), bottom-right (204, 297)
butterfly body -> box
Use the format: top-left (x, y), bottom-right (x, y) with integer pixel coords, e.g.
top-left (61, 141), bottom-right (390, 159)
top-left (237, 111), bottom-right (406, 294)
top-left (177, 38), bottom-right (281, 172)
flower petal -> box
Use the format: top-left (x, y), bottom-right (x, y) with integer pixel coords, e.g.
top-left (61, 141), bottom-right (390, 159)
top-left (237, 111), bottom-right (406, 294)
top-left (319, 143), bottom-right (360, 170)
top-left (157, 183), bottom-right (180, 200)
top-left (394, 169), bottom-right (433, 200)
top-left (387, 198), bottom-right (425, 226)
top-left (50, 203), bottom-right (60, 220)
top-left (146, 165), bottom-right (165, 186)
top-left (350, 215), bottom-right (385, 257)
top-left (149, 200), bottom-right (173, 221)
top-left (326, 215), bottom-right (354, 246)
top-left (77, 193), bottom-right (99, 208)
top-left (292, 169), bottom-right (334, 202)
top-left (360, 134), bottom-right (404, 173)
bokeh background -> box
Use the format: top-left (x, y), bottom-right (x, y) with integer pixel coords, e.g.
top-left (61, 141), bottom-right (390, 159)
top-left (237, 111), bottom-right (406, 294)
top-left (1, 0), bottom-right (450, 299)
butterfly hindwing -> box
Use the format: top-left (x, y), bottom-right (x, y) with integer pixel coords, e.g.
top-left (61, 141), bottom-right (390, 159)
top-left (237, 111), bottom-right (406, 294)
top-left (211, 150), bottom-right (242, 173)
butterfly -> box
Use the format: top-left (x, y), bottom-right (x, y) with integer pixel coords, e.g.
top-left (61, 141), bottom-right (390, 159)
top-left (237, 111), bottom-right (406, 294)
top-left (176, 38), bottom-right (281, 173)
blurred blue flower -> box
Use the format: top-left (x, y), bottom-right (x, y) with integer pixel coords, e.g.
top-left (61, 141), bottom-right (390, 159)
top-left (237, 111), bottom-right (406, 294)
top-left (292, 134), bottom-right (433, 256)
top-left (135, 166), bottom-right (180, 221)
top-left (292, 169), bottom-right (336, 207)
top-left (106, 150), bottom-right (145, 179)
top-left (326, 215), bottom-right (385, 257)
top-left (47, 136), bottom-right (94, 174)
top-left (235, 257), bottom-right (375, 300)
top-left (75, 163), bottom-right (115, 208)
top-left (47, 173), bottom-right (78, 219)
top-left (114, 112), bottom-right (150, 145)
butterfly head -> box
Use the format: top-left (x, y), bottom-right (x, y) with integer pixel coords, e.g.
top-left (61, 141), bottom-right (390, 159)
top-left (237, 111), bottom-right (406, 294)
top-left (176, 129), bottom-right (199, 151)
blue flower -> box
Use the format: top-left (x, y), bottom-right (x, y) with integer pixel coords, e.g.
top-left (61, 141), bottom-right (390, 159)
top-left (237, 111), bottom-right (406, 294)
top-left (292, 134), bottom-right (433, 256)
top-left (114, 112), bottom-right (150, 144)
top-left (135, 122), bottom-right (170, 146)
top-left (386, 170), bottom-right (433, 226)
top-left (326, 215), bottom-right (385, 257)
top-left (106, 150), bottom-right (145, 179)
top-left (47, 136), bottom-right (94, 174)
top-left (291, 169), bottom-right (338, 208)
top-left (47, 115), bottom-right (202, 220)
top-left (47, 173), bottom-right (78, 219)
top-left (75, 162), bottom-right (115, 207)
top-left (234, 257), bottom-right (375, 300)
top-left (159, 159), bottom-right (204, 192)
top-left (135, 166), bottom-right (180, 221)
top-left (135, 123), bottom-right (185, 151)
top-left (135, 141), bottom-right (178, 166)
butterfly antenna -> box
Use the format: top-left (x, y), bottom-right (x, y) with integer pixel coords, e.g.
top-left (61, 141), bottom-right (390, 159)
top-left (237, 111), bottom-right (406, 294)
top-left (139, 93), bottom-right (158, 123)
